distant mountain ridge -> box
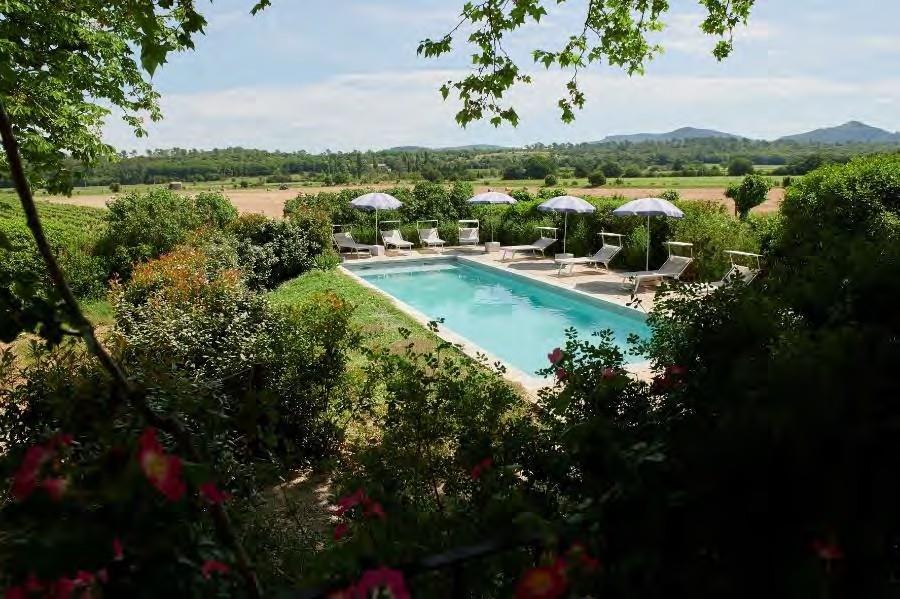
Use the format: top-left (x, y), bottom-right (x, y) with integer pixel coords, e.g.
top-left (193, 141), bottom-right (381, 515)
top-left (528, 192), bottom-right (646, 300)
top-left (776, 121), bottom-right (900, 144)
top-left (599, 127), bottom-right (741, 143)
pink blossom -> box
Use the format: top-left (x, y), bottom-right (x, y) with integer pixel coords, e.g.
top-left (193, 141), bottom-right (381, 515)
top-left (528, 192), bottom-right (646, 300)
top-left (547, 348), bottom-right (564, 364)
top-left (334, 522), bottom-right (351, 540)
top-left (201, 560), bottom-right (230, 580)
top-left (514, 565), bottom-right (567, 599)
top-left (4, 586), bottom-right (25, 599)
top-left (41, 477), bottom-right (69, 501)
top-left (363, 500), bottom-right (386, 520)
top-left (555, 368), bottom-right (568, 382)
top-left (334, 488), bottom-right (366, 516)
top-left (137, 428), bottom-right (186, 502)
top-left (11, 444), bottom-right (51, 501)
top-left (355, 567), bottom-right (410, 599)
top-left (601, 367), bottom-right (616, 380)
top-left (470, 457), bottom-right (494, 481)
top-left (199, 481), bottom-right (231, 504)
top-left (112, 538), bottom-right (124, 561)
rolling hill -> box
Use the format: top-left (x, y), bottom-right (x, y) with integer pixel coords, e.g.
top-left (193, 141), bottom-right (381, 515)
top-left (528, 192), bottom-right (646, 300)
top-left (599, 127), bottom-right (741, 143)
top-left (777, 121), bottom-right (900, 144)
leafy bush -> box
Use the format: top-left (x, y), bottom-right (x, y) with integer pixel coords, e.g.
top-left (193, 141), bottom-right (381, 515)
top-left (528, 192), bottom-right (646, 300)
top-left (587, 171), bottom-right (606, 187)
top-left (228, 213), bottom-right (328, 290)
top-left (727, 156), bottom-right (754, 176)
top-left (96, 189), bottom-right (236, 280)
top-left (109, 182), bottom-right (121, 192)
top-left (725, 173), bottom-right (772, 218)
top-left (544, 173), bottom-right (558, 186)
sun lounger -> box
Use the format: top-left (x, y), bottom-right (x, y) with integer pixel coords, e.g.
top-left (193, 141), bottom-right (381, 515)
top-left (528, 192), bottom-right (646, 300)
top-left (458, 220), bottom-right (480, 246)
top-left (707, 250), bottom-right (761, 289)
top-left (380, 228), bottom-right (414, 253)
top-left (555, 232), bottom-right (623, 276)
top-left (500, 228), bottom-right (558, 260)
top-left (622, 242), bottom-right (693, 294)
top-left (417, 221), bottom-right (445, 252)
top-left (332, 231), bottom-right (371, 258)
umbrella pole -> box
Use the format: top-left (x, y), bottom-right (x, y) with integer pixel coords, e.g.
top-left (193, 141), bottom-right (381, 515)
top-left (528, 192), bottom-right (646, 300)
top-left (375, 209), bottom-right (379, 245)
top-left (563, 212), bottom-right (568, 254)
top-left (645, 215), bottom-right (650, 271)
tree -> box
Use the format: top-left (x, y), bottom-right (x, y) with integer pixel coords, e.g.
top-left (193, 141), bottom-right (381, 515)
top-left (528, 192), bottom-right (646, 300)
top-left (524, 154), bottom-right (555, 179)
top-left (725, 173), bottom-right (772, 218)
top-left (544, 173), bottom-right (558, 186)
top-left (728, 156), bottom-right (755, 176)
top-left (602, 161), bottom-right (624, 178)
top-left (587, 171), bottom-right (606, 187)
top-left (419, 0), bottom-right (756, 126)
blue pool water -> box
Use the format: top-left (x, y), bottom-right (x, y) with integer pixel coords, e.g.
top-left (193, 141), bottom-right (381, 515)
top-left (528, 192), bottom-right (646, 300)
top-left (348, 258), bottom-right (649, 376)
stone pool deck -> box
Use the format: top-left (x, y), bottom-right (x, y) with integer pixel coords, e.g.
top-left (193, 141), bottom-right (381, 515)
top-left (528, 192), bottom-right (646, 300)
top-left (339, 245), bottom-right (660, 392)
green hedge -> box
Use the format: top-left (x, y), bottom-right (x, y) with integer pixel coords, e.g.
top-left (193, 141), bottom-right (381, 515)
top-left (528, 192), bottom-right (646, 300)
top-left (287, 184), bottom-right (772, 281)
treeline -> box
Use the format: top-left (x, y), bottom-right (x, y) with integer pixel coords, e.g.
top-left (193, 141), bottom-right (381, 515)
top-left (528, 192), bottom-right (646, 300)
top-left (60, 139), bottom-right (900, 187)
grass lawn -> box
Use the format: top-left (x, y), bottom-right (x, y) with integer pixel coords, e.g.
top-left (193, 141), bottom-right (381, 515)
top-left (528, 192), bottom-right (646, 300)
top-left (269, 268), bottom-right (439, 357)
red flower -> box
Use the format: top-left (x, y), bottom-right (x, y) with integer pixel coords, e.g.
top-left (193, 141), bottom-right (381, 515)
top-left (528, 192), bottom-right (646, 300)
top-left (555, 368), bottom-right (568, 382)
top-left (812, 539), bottom-right (844, 561)
top-left (565, 542), bottom-right (601, 573)
top-left (601, 367), bottom-right (616, 380)
top-left (52, 577), bottom-right (74, 599)
top-left (334, 488), bottom-right (366, 516)
top-left (5, 587), bottom-right (25, 599)
top-left (201, 560), bottom-right (230, 580)
top-left (23, 576), bottom-right (42, 594)
top-left (333, 522), bottom-right (350, 540)
top-left (363, 499), bottom-right (386, 520)
top-left (137, 428), bottom-right (186, 501)
top-left (547, 348), bottom-right (564, 364)
top-left (112, 538), bottom-right (124, 561)
top-left (325, 586), bottom-right (355, 599)
top-left (11, 444), bottom-right (51, 501)
top-left (41, 477), bottom-right (69, 501)
top-left (665, 365), bottom-right (687, 377)
top-left (199, 482), bottom-right (231, 504)
top-left (73, 571), bottom-right (95, 587)
top-left (515, 565), bottom-right (568, 599)
top-left (356, 567), bottom-right (410, 599)
top-left (470, 457), bottom-right (493, 481)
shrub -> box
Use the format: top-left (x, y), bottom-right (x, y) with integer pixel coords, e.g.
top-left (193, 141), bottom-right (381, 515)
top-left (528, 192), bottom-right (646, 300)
top-left (544, 174), bottom-right (558, 187)
top-left (601, 161), bottom-right (623, 178)
top-left (587, 171), bottom-right (606, 187)
top-left (727, 156), bottom-right (755, 176)
top-left (782, 176), bottom-right (793, 188)
top-left (228, 214), bottom-right (326, 289)
top-left (725, 173), bottom-right (772, 219)
top-left (109, 182), bottom-right (121, 192)
top-left (96, 189), bottom-right (233, 280)
top-left (239, 180), bottom-right (249, 188)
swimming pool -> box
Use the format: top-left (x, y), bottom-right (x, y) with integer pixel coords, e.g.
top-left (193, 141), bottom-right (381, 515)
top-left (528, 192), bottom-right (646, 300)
top-left (345, 257), bottom-right (649, 377)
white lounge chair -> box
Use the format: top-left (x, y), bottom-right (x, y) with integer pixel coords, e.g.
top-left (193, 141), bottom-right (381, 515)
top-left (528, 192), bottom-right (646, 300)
top-left (417, 220), bottom-right (445, 253)
top-left (458, 220), bottom-right (480, 247)
top-left (707, 250), bottom-right (761, 289)
top-left (380, 222), bottom-right (414, 253)
top-left (555, 232), bottom-right (623, 276)
top-left (622, 241), bottom-right (693, 294)
top-left (332, 228), bottom-right (371, 258)
top-left (500, 227), bottom-right (558, 261)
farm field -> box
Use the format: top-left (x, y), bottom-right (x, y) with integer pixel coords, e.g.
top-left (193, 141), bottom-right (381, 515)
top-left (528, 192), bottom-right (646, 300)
top-left (8, 178), bottom-right (785, 219)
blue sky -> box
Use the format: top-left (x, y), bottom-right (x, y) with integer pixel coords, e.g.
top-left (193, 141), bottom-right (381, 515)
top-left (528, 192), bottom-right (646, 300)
top-left (103, 0), bottom-right (900, 152)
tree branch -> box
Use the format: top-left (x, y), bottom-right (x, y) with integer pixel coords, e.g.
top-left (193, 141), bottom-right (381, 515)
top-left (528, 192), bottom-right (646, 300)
top-left (0, 99), bottom-right (262, 598)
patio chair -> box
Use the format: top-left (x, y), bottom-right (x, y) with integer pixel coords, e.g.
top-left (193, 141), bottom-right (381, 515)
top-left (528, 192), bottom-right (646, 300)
top-left (500, 227), bottom-right (557, 261)
top-left (417, 220), bottom-right (445, 253)
top-left (622, 241), bottom-right (693, 294)
top-left (379, 221), bottom-right (414, 253)
top-left (707, 250), bottom-right (762, 289)
top-left (458, 220), bottom-right (480, 247)
top-left (555, 231), bottom-right (623, 276)
top-left (332, 227), bottom-right (371, 258)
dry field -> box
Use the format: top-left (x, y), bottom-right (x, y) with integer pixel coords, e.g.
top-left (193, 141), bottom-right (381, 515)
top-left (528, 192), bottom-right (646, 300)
top-left (40, 184), bottom-right (784, 218)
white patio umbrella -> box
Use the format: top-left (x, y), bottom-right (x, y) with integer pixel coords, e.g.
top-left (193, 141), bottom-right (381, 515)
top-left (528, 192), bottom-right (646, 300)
top-left (612, 197), bottom-right (684, 270)
top-left (537, 195), bottom-right (596, 254)
top-left (350, 192), bottom-right (403, 243)
top-left (467, 191), bottom-right (516, 242)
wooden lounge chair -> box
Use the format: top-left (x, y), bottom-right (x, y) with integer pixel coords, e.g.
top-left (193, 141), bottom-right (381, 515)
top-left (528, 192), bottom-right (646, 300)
top-left (500, 227), bottom-right (557, 260)
top-left (417, 220), bottom-right (445, 253)
top-left (622, 241), bottom-right (693, 294)
top-left (332, 229), bottom-right (371, 258)
top-left (555, 232), bottom-right (623, 276)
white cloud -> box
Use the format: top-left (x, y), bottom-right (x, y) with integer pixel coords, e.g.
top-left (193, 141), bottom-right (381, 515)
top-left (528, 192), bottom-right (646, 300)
top-left (103, 68), bottom-right (900, 151)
